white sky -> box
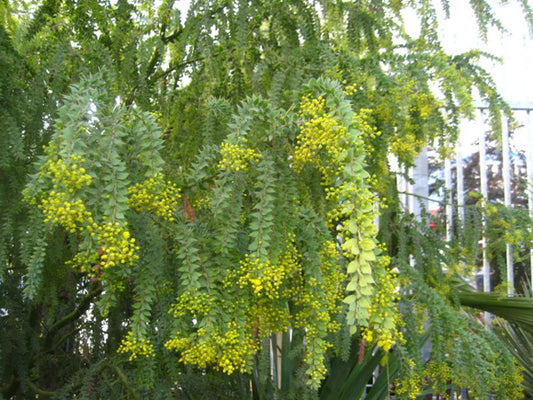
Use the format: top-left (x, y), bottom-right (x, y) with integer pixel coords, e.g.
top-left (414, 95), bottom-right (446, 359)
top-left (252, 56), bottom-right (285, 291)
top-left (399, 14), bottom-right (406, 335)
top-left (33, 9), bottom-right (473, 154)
top-left (433, 1), bottom-right (533, 157)
top-left (438, 0), bottom-right (533, 104)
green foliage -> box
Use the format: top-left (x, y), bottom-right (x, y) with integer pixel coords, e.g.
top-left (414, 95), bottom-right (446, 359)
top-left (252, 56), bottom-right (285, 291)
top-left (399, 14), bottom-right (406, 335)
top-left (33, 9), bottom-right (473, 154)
top-left (456, 284), bottom-right (533, 398)
top-left (1, 0), bottom-right (531, 399)
top-left (373, 208), bottom-right (524, 400)
top-left (496, 319), bottom-right (533, 398)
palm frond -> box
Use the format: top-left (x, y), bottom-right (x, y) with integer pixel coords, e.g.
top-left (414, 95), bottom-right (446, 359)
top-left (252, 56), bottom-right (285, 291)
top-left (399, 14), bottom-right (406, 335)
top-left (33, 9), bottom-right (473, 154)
top-left (496, 321), bottom-right (533, 397)
top-left (458, 292), bottom-right (533, 329)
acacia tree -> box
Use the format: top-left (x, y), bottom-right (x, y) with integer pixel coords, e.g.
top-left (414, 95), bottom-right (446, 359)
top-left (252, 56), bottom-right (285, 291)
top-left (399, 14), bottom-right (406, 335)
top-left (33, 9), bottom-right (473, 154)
top-left (1, 0), bottom-right (532, 399)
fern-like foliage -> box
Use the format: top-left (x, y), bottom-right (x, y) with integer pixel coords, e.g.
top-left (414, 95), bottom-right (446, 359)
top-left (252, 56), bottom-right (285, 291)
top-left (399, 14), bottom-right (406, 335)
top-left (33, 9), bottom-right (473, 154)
top-left (2, 0), bottom-right (532, 398)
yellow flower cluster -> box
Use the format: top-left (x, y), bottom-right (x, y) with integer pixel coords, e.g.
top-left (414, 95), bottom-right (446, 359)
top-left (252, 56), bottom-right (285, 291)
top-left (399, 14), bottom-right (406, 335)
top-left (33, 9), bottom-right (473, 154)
top-left (39, 191), bottom-right (92, 233)
top-left (424, 360), bottom-right (452, 392)
top-left (318, 241), bottom-right (346, 333)
top-left (246, 298), bottom-right (291, 336)
top-left (224, 239), bottom-right (301, 337)
top-left (291, 242), bottom-right (344, 330)
top-left (411, 92), bottom-right (436, 120)
top-left (88, 222), bottom-right (139, 269)
top-left (501, 363), bottom-right (525, 400)
top-left (484, 204), bottom-right (529, 247)
top-left (39, 156), bottom-right (92, 191)
top-left (394, 359), bottom-right (423, 400)
top-left (420, 346), bottom-right (524, 400)
top-left (234, 251), bottom-right (299, 299)
top-left (343, 83), bottom-right (357, 96)
top-left (168, 291), bottom-right (213, 319)
top-left (163, 336), bottom-right (190, 352)
top-left (299, 94), bottom-right (325, 116)
top-left (165, 323), bottom-right (257, 375)
top-left (304, 340), bottom-right (329, 390)
top-left (355, 109), bottom-right (384, 158)
top-left (215, 322), bottom-right (257, 375)
top-left (293, 277), bottom-right (333, 389)
top-left (293, 276), bottom-right (338, 333)
top-left (294, 296), bottom-right (330, 332)
top-left (363, 266), bottom-right (404, 351)
top-left (325, 182), bottom-right (376, 229)
top-left (293, 95), bottom-right (347, 181)
top-left (68, 250), bottom-right (99, 276)
top-left (218, 141), bottom-right (261, 172)
top-left (117, 331), bottom-right (155, 361)
top-left (193, 195), bottom-right (211, 210)
top-left (26, 156), bottom-right (94, 233)
top-left (128, 173), bottom-right (181, 221)
top-left (354, 108), bottom-right (380, 138)
top-left (165, 330), bottom-right (214, 369)
top-left (390, 132), bottom-right (424, 163)
top-left (322, 239), bottom-right (339, 260)
top-left (292, 241), bottom-right (346, 390)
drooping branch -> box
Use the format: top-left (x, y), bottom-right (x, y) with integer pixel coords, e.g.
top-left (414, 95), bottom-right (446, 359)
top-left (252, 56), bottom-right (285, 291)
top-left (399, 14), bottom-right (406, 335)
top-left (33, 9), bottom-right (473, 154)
top-left (26, 379), bottom-right (56, 398)
top-left (105, 362), bottom-right (142, 400)
top-left (0, 373), bottom-right (19, 399)
top-left (45, 284), bottom-right (101, 340)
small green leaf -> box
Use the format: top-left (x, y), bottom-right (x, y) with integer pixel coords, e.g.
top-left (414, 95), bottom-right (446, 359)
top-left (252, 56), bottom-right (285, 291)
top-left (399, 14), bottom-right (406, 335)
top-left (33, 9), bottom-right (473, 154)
top-left (343, 294), bottom-right (357, 305)
top-left (346, 278), bottom-right (359, 291)
top-left (347, 260), bottom-right (359, 273)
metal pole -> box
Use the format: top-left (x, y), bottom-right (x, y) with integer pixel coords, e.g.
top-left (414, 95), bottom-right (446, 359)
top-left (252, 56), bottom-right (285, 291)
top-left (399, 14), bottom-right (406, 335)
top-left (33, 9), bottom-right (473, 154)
top-left (407, 166), bottom-right (414, 215)
top-left (445, 157), bottom-right (453, 242)
top-left (527, 111), bottom-right (533, 295)
top-left (502, 117), bottom-right (514, 296)
top-left (389, 154), bottom-right (408, 212)
top-left (412, 147), bottom-right (429, 218)
top-left (456, 136), bottom-right (465, 227)
top-left (407, 165), bottom-right (416, 270)
top-left (479, 112), bottom-right (491, 295)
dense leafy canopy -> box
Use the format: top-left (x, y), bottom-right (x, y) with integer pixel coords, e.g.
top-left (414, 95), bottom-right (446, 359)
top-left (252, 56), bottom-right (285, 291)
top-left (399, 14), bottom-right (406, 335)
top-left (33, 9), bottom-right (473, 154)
top-left (1, 0), bottom-right (533, 399)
